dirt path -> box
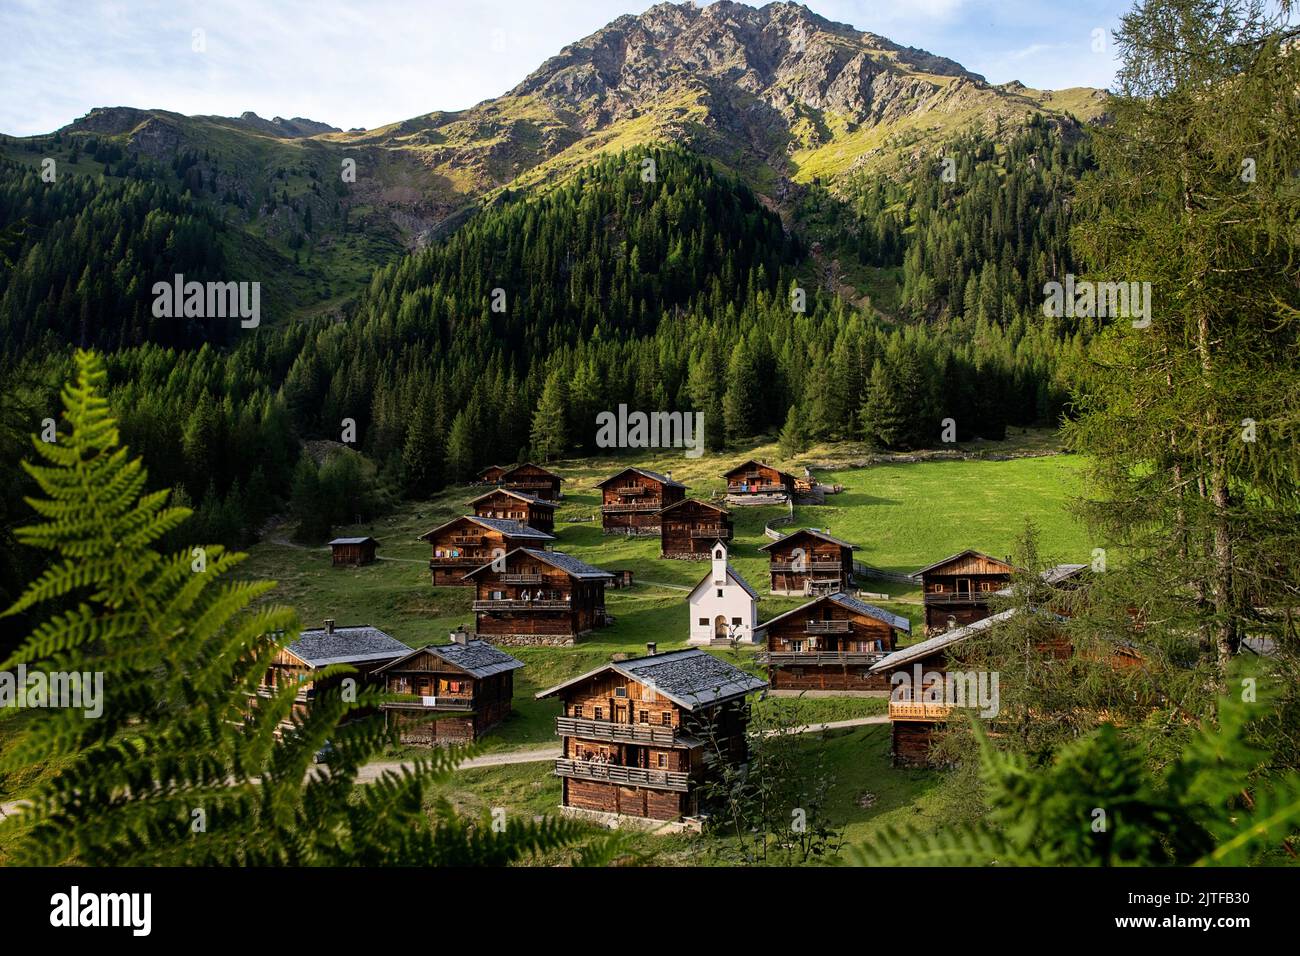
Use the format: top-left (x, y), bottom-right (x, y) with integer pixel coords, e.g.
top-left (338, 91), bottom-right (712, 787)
top-left (0, 717), bottom-right (888, 817)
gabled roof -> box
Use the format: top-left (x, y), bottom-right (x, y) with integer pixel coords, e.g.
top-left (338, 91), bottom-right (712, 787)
top-left (688, 563), bottom-right (760, 602)
top-left (463, 547), bottom-right (614, 581)
top-left (758, 527), bottom-right (857, 552)
top-left (467, 487), bottom-right (557, 509)
top-left (595, 466), bottom-right (687, 490)
top-left (755, 591), bottom-right (911, 635)
top-left (868, 607), bottom-right (1065, 673)
top-left (286, 625), bottom-right (409, 668)
top-left (656, 497), bottom-right (730, 517)
top-left (501, 462), bottom-right (562, 480)
top-left (418, 514), bottom-right (555, 543)
top-left (1041, 563), bottom-right (1089, 585)
top-left (328, 536), bottom-right (378, 546)
top-left (911, 549), bottom-right (1017, 578)
top-left (721, 458), bottom-right (792, 479)
top-left (375, 639), bottom-right (524, 678)
top-left (535, 648), bottom-right (766, 710)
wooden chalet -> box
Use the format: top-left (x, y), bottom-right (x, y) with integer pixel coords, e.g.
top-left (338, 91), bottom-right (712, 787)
top-left (869, 608), bottom-right (1055, 766)
top-left (759, 528), bottom-right (857, 595)
top-left (757, 592), bottom-right (910, 692)
top-left (467, 487), bottom-right (557, 535)
top-left (474, 462), bottom-right (563, 500)
top-left (658, 498), bottom-right (733, 559)
top-left (329, 536), bottom-right (378, 567)
top-left (257, 620), bottom-right (409, 719)
top-left (913, 549), bottom-right (1019, 634)
top-left (869, 605), bottom-right (1139, 766)
top-left (537, 647), bottom-right (767, 824)
top-left (419, 515), bottom-right (555, 587)
top-left (376, 629), bottom-right (524, 746)
top-left (722, 459), bottom-right (796, 504)
top-left (597, 467), bottom-right (687, 535)
top-left (465, 548), bottom-right (614, 645)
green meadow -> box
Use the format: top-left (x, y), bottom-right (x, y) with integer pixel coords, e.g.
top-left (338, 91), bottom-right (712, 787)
top-left (239, 438), bottom-right (1089, 753)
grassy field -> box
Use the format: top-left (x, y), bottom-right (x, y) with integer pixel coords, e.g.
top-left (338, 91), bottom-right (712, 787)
top-left (233, 436), bottom-right (1084, 856)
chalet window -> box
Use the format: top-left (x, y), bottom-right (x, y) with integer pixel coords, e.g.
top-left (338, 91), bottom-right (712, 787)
top-left (698, 617), bottom-right (708, 626)
top-left (731, 617), bottom-right (741, 626)
top-left (657, 754), bottom-right (667, 768)
top-left (661, 713), bottom-right (671, 727)
top-left (594, 707), bottom-right (603, 720)
top-left (573, 705), bottom-right (583, 718)
top-left (639, 711), bottom-right (648, 723)
top-left (717, 589), bottom-right (724, 598)
top-left (615, 687), bottom-right (628, 698)
top-left (790, 640), bottom-right (804, 653)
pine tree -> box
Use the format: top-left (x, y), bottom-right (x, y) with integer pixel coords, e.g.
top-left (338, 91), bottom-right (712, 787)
top-left (530, 370), bottom-right (568, 462)
top-left (778, 404), bottom-right (808, 459)
top-left (1063, 0), bottom-right (1300, 696)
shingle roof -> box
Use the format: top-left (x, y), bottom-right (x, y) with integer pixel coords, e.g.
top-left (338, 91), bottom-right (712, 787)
top-left (868, 607), bottom-right (1065, 672)
top-left (466, 516), bottom-right (554, 540)
top-left (467, 488), bottom-right (557, 508)
top-left (463, 548), bottom-right (613, 580)
top-left (758, 527), bottom-right (858, 552)
top-left (1041, 563), bottom-right (1089, 585)
top-left (755, 591), bottom-right (911, 635)
top-left (536, 649), bottom-right (766, 710)
top-left (377, 639), bottom-right (525, 678)
top-left (595, 467), bottom-right (687, 490)
top-left (287, 625), bottom-right (409, 668)
top-left (523, 548), bottom-right (614, 579)
top-left (418, 514), bottom-right (554, 542)
top-left (328, 536), bottom-right (378, 546)
top-left (721, 458), bottom-right (792, 479)
top-left (656, 497), bottom-right (729, 516)
top-left (502, 462), bottom-right (562, 480)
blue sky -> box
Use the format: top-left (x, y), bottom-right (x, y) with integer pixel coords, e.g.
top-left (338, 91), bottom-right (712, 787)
top-left (0, 0), bottom-right (1129, 136)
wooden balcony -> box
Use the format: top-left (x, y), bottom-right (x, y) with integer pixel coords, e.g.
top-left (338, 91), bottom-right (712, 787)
top-left (501, 573), bottom-right (543, 584)
top-left (601, 501), bottom-right (662, 513)
top-left (556, 717), bottom-right (681, 747)
top-left (554, 759), bottom-right (690, 792)
top-left (473, 599), bottom-right (571, 611)
top-left (689, 526), bottom-right (732, 539)
top-left (449, 535), bottom-right (484, 546)
top-left (805, 620), bottom-right (852, 634)
top-left (767, 651), bottom-right (885, 666)
top-left (771, 560), bottom-right (846, 572)
top-left (382, 695), bottom-right (474, 711)
top-left (889, 700), bottom-right (955, 721)
top-left (615, 485), bottom-right (647, 496)
top-left (728, 482), bottom-right (786, 494)
top-left (429, 556), bottom-right (481, 567)
top-left (923, 592), bottom-right (992, 605)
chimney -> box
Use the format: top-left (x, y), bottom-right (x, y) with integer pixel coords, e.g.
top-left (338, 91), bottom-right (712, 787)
top-left (324, 619), bottom-right (335, 635)
top-left (665, 471), bottom-right (672, 481)
top-left (450, 627), bottom-right (471, 646)
top-left (646, 642), bottom-right (657, 656)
